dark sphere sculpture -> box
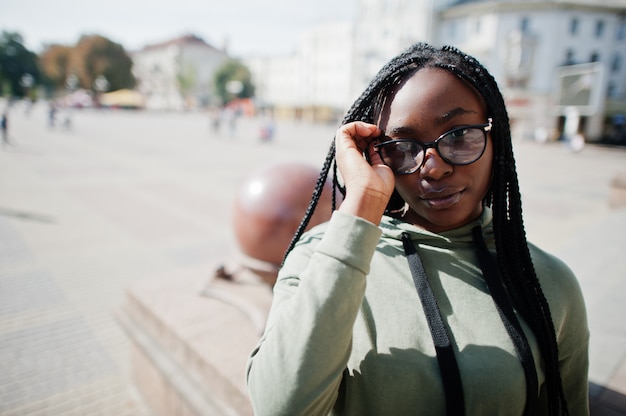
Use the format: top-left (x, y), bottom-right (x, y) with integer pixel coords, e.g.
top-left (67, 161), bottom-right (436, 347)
top-left (233, 162), bottom-right (334, 266)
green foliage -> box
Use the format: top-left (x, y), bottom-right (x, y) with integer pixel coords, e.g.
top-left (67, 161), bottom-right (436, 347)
top-left (214, 59), bottom-right (255, 105)
top-left (0, 31), bottom-right (41, 98)
top-left (177, 64), bottom-right (197, 94)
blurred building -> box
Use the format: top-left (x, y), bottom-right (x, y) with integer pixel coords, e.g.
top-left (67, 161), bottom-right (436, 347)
top-left (245, 0), bottom-right (454, 124)
top-left (437, 0), bottom-right (626, 141)
top-left (246, 21), bottom-right (353, 122)
top-left (247, 0), bottom-right (626, 142)
top-left (350, 0), bottom-right (456, 97)
top-left (132, 34), bottom-right (228, 111)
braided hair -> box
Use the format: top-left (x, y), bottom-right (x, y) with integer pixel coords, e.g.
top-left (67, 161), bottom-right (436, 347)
top-left (282, 43), bottom-right (568, 415)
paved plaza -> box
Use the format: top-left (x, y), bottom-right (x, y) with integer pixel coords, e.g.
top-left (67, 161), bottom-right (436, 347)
top-left (1, 100), bottom-right (625, 415)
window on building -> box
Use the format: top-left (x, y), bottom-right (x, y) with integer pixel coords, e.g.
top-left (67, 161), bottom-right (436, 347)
top-left (449, 21), bottom-right (457, 39)
top-left (565, 49), bottom-right (575, 65)
top-left (617, 20), bottom-right (626, 40)
top-left (590, 51), bottom-right (600, 63)
top-left (520, 17), bottom-right (529, 34)
top-left (570, 18), bottom-right (579, 35)
top-left (612, 54), bottom-right (622, 72)
top-left (607, 82), bottom-right (616, 99)
top-left (596, 20), bottom-right (605, 38)
top-left (472, 16), bottom-right (481, 35)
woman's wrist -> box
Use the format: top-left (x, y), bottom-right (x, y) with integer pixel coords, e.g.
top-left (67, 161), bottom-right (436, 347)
top-left (338, 192), bottom-right (388, 225)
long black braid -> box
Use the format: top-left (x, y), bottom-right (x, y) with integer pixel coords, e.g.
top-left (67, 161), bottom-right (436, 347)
top-left (281, 43), bottom-right (568, 415)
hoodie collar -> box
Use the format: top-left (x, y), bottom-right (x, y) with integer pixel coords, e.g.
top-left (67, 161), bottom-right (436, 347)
top-left (379, 206), bottom-right (494, 247)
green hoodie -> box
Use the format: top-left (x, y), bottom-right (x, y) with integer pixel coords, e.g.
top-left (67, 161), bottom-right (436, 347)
top-left (246, 208), bottom-right (589, 415)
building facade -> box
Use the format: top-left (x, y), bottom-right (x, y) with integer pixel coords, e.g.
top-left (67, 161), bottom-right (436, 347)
top-left (437, 0), bottom-right (626, 140)
top-left (248, 0), bottom-right (626, 141)
top-left (350, 0), bottom-right (456, 97)
top-left (246, 21), bottom-right (353, 122)
top-left (132, 35), bottom-right (228, 111)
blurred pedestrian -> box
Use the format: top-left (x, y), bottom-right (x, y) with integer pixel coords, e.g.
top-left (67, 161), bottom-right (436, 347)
top-left (61, 110), bottom-right (72, 131)
top-left (48, 101), bottom-right (57, 128)
top-left (260, 113), bottom-right (275, 142)
top-left (209, 106), bottom-right (221, 135)
top-left (1, 112), bottom-right (8, 147)
top-left (225, 107), bottom-right (238, 138)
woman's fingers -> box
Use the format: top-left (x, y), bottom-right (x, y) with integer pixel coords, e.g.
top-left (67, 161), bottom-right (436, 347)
top-left (336, 121), bottom-right (381, 153)
top-left (334, 122), bottom-right (395, 224)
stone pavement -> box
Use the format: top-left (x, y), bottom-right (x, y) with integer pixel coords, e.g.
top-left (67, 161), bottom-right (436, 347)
top-left (0, 100), bottom-right (625, 415)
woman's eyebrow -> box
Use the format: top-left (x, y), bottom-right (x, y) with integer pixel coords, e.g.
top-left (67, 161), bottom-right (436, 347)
top-left (436, 108), bottom-right (477, 125)
top-left (386, 107), bottom-right (479, 136)
top-left (388, 126), bottom-right (417, 136)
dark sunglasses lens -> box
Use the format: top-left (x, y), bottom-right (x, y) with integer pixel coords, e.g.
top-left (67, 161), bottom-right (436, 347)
top-left (379, 141), bottom-right (423, 174)
top-left (438, 128), bottom-right (486, 164)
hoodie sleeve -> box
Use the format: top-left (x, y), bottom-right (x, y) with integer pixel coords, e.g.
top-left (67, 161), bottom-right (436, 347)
top-left (246, 211), bottom-right (382, 416)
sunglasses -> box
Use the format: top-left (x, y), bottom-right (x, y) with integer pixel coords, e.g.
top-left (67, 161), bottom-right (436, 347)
top-left (373, 118), bottom-right (493, 175)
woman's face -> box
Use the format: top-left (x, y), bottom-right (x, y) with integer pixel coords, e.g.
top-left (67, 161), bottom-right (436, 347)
top-left (378, 67), bottom-right (493, 233)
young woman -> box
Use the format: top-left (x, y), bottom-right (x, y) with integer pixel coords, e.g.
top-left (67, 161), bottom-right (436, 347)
top-left (246, 43), bottom-right (589, 415)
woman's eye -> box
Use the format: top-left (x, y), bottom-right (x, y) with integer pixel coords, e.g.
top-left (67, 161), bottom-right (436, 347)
top-left (450, 129), bottom-right (468, 138)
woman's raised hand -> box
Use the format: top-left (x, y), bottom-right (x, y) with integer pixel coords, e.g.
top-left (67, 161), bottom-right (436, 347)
top-left (335, 121), bottom-right (396, 225)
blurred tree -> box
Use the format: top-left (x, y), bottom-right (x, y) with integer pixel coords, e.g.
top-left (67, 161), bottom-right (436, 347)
top-left (39, 44), bottom-right (72, 91)
top-left (40, 35), bottom-right (135, 94)
top-left (214, 59), bottom-right (255, 105)
top-left (70, 35), bottom-right (135, 92)
top-left (177, 63), bottom-right (197, 103)
top-left (0, 31), bottom-right (41, 98)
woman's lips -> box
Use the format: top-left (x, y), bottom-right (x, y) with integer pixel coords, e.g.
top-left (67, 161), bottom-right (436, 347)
top-left (420, 189), bottom-right (463, 209)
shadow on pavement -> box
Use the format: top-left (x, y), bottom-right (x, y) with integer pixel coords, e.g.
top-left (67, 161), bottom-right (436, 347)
top-left (590, 382), bottom-right (626, 415)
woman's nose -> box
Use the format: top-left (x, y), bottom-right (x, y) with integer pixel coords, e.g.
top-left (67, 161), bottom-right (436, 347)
top-left (419, 148), bottom-right (453, 179)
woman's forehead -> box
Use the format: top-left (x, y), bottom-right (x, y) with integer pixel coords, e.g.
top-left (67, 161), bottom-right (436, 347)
top-left (379, 67), bottom-right (486, 128)
top-left (394, 68), bottom-right (483, 110)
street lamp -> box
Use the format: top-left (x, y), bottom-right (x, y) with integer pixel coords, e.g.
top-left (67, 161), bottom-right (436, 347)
top-left (226, 80), bottom-right (243, 95)
top-left (94, 75), bottom-right (109, 93)
top-left (66, 74), bottom-right (79, 91)
top-left (20, 73), bottom-right (34, 99)
top-left (20, 73), bottom-right (34, 88)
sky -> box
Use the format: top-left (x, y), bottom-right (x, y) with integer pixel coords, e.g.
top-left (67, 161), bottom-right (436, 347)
top-left (1, 0), bottom-right (356, 57)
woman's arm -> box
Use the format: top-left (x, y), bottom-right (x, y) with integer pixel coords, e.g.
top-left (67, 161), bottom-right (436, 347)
top-left (246, 212), bottom-right (382, 415)
top-left (247, 122), bottom-right (395, 416)
top-left (530, 245), bottom-right (590, 415)
top-left (246, 122), bottom-right (395, 415)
